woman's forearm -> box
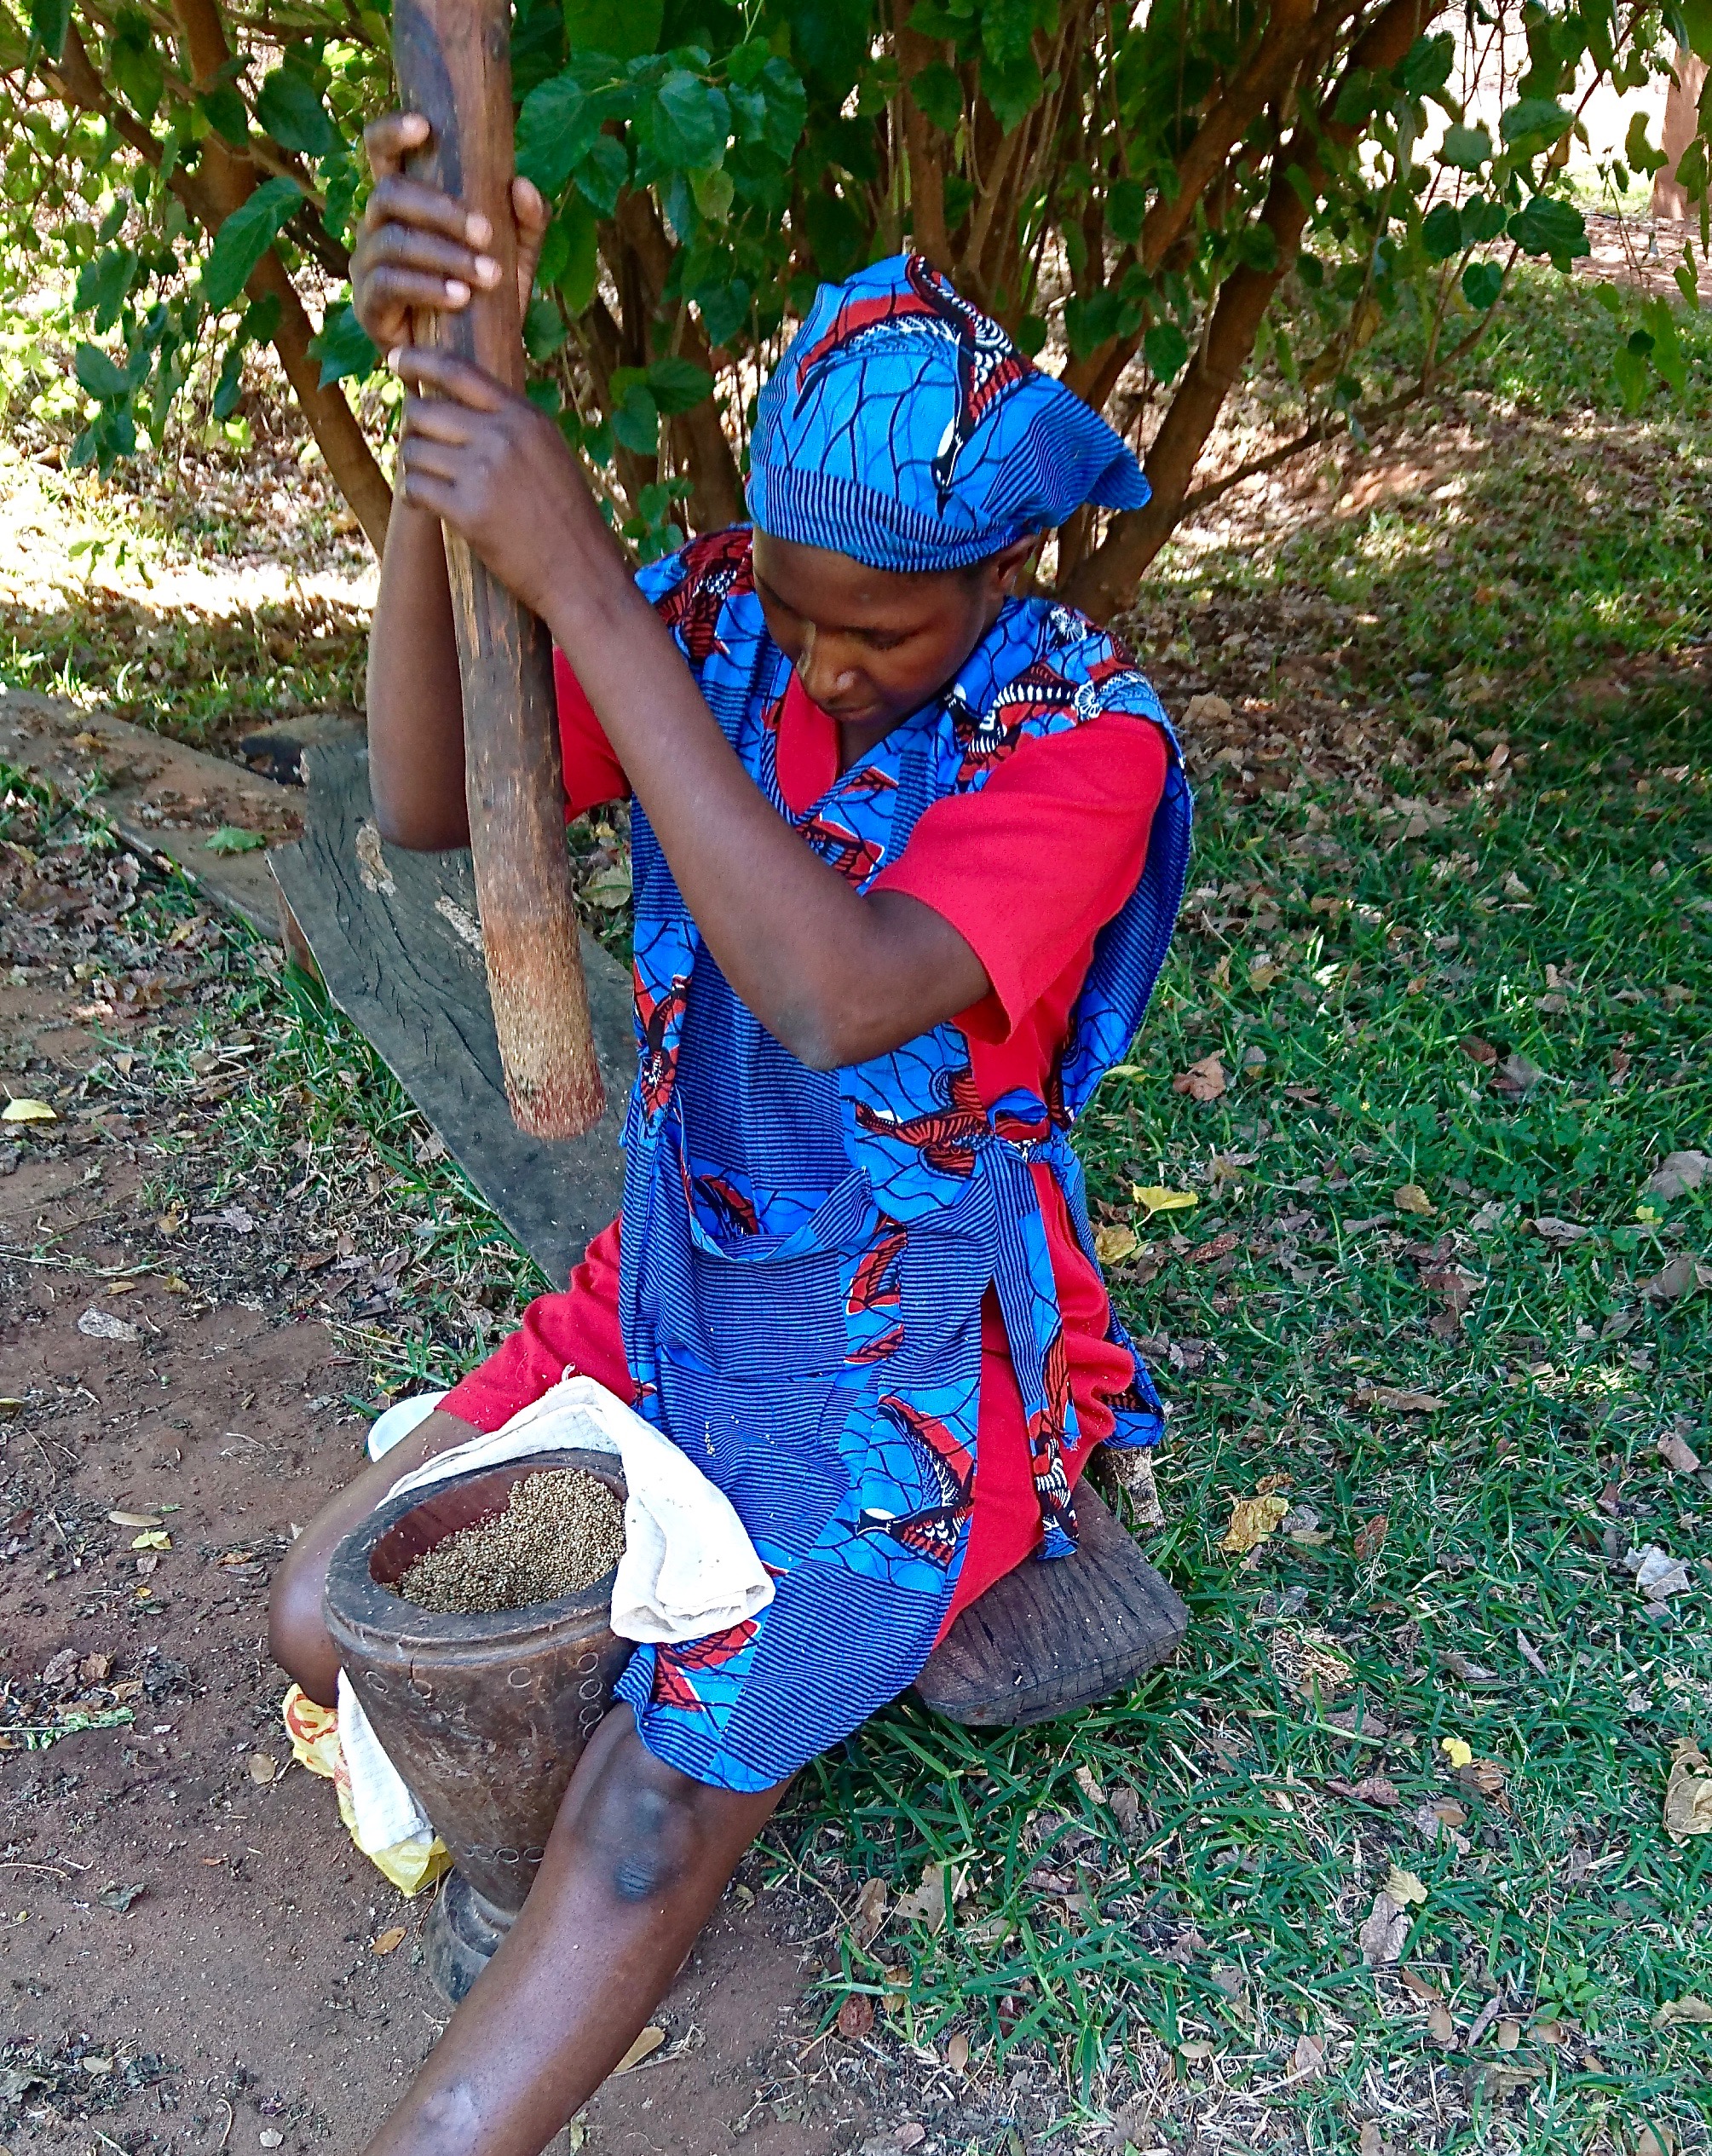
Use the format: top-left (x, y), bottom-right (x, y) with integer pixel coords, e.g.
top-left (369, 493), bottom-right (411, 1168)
top-left (543, 574), bottom-right (986, 1067)
top-left (366, 500), bottom-right (473, 849)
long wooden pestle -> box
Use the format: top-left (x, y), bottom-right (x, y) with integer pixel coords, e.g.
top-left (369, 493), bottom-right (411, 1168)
top-left (391, 0), bottom-right (606, 1139)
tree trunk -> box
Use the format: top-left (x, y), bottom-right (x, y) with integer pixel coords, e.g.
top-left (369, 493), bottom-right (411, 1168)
top-left (1063, 0), bottom-right (1448, 620)
top-left (1653, 49), bottom-right (1709, 220)
top-left (390, 0), bottom-right (606, 1139)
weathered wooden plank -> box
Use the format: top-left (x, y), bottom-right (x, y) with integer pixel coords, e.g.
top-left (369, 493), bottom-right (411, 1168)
top-left (392, 0), bottom-right (605, 1140)
top-left (268, 737), bottom-right (630, 1286)
top-left (913, 1482), bottom-right (1188, 1726)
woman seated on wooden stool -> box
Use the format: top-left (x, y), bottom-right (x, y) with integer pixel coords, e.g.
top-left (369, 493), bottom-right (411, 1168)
top-left (269, 109), bottom-right (1191, 2156)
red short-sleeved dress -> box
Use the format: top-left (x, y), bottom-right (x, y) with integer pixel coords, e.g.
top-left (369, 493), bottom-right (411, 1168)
top-left (443, 655), bottom-right (1165, 1634)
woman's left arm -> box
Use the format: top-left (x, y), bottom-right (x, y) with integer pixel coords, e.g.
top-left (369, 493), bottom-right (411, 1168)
top-left (394, 347), bottom-right (987, 1069)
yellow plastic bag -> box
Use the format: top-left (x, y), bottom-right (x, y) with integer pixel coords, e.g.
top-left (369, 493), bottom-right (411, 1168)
top-left (280, 1685), bottom-right (452, 1897)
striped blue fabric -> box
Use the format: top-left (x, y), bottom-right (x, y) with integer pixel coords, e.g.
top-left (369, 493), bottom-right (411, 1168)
top-left (602, 530), bottom-right (1191, 1791)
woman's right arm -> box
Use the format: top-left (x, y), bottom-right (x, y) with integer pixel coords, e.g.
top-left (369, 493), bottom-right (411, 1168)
top-left (355, 111), bottom-right (549, 849)
top-left (366, 497), bottom-right (472, 847)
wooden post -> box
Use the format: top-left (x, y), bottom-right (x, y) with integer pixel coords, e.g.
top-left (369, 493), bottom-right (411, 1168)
top-left (391, 0), bottom-right (605, 1139)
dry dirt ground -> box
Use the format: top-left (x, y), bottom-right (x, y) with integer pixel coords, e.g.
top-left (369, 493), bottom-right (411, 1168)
top-left (0, 915), bottom-right (873, 2154)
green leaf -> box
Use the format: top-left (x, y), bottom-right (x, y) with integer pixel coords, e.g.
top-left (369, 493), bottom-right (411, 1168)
top-left (1461, 259), bottom-right (1503, 310)
top-left (726, 38), bottom-right (770, 88)
top-left (574, 135), bottom-right (628, 216)
top-left (611, 380), bottom-right (659, 454)
top-left (110, 10), bottom-right (163, 123)
top-left (1107, 175), bottom-right (1147, 245)
top-left (28, 0), bottom-right (68, 61)
top-left (205, 825), bottom-right (267, 854)
top-left (1394, 31), bottom-right (1454, 97)
top-left (1498, 97), bottom-right (1573, 152)
top-left (756, 57), bottom-right (807, 161)
top-left (1064, 288), bottom-right (1123, 359)
top-left (1624, 109), bottom-right (1667, 176)
top-left (550, 195), bottom-right (600, 313)
top-left (983, 46), bottom-right (1042, 134)
top-left (654, 69), bottom-right (728, 170)
top-left (798, 187), bottom-right (867, 280)
top-left (308, 299), bottom-right (378, 388)
top-left (1681, 0), bottom-right (1712, 60)
top-left (201, 178), bottom-right (301, 312)
top-left (74, 340), bottom-right (130, 401)
top-left (74, 247), bottom-right (137, 331)
top-left (690, 165), bottom-right (734, 222)
top-left (645, 356), bottom-right (712, 413)
top-left (517, 72), bottom-right (598, 193)
top-left (1507, 193), bottom-right (1588, 266)
top-left (1236, 222), bottom-right (1279, 273)
top-left (1611, 338), bottom-right (1651, 411)
top-left (909, 61), bottom-right (963, 133)
top-left (256, 67), bottom-right (338, 159)
top-left (199, 84), bottom-right (251, 147)
top-left (1438, 123), bottom-right (1491, 170)
top-left (1589, 279), bottom-right (1625, 317)
top-left (1143, 320), bottom-right (1189, 380)
top-left (211, 339), bottom-right (246, 419)
top-left (1674, 136), bottom-right (1709, 203)
top-left (1640, 295), bottom-right (1687, 391)
top-left (1676, 254), bottom-right (1702, 310)
top-left (562, 0), bottom-right (661, 62)
top-left (687, 273), bottom-right (749, 347)
top-left (1421, 201), bottom-right (1462, 261)
top-left (523, 292), bottom-right (568, 360)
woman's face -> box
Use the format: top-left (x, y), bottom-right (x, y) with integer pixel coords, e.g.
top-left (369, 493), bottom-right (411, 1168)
top-left (751, 528), bottom-right (1033, 741)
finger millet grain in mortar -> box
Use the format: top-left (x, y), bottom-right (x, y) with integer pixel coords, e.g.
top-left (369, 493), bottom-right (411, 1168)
top-left (396, 1468), bottom-right (625, 1614)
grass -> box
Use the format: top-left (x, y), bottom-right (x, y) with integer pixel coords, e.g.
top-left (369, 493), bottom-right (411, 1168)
top-left (3, 262), bottom-right (1709, 2149)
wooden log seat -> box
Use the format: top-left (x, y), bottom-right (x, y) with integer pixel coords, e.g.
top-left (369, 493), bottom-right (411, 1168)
top-left (269, 740), bottom-right (1187, 1726)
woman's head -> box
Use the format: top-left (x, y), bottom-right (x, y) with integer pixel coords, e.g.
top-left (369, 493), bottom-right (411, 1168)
top-left (751, 527), bottom-right (1035, 733)
top-left (743, 253), bottom-right (1150, 732)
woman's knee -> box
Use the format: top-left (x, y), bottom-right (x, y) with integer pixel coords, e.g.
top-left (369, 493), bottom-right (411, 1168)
top-left (268, 1535), bottom-right (338, 1704)
top-left (573, 1723), bottom-right (723, 1905)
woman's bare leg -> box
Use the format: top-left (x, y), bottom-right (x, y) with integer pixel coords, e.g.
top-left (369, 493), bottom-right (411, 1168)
top-left (362, 1704), bottom-right (788, 2156)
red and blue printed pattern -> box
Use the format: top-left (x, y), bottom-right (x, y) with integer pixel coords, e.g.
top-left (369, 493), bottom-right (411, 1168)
top-left (610, 528), bottom-right (1190, 1790)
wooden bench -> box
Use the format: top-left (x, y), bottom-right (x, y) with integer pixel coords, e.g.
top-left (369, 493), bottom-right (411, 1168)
top-left (271, 740), bottom-right (1186, 1724)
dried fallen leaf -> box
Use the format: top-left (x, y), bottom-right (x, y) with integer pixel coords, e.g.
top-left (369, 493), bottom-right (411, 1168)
top-left (1359, 2126), bottom-right (1383, 2156)
top-left (1359, 1890), bottom-right (1410, 1966)
top-left (1626, 1544), bottom-right (1693, 1601)
top-left (1646, 1151), bottom-right (1710, 1202)
top-left (1530, 1216), bottom-right (1593, 1247)
top-left (850, 1875), bottom-right (889, 1947)
top-left (1292, 2031), bottom-right (1326, 2078)
top-left (1461, 1034), bottom-right (1498, 1066)
top-left (837, 1992), bottom-right (875, 2041)
top-left (1490, 1051), bottom-right (1544, 1099)
top-left (258, 2133), bottom-right (284, 2150)
top-left (1653, 1995), bottom-right (1712, 2029)
top-left (1356, 1385), bottom-right (1445, 1414)
top-left (945, 2030), bottom-right (970, 2074)
top-left (1353, 1515), bottom-right (1389, 1561)
top-left (1, 1097), bottom-right (56, 1122)
top-left (1093, 1224), bottom-right (1139, 1265)
top-left (895, 2125), bottom-right (926, 2149)
top-left (1634, 2125), bottom-right (1675, 2156)
top-left (1075, 1762), bottom-right (1107, 1805)
top-left (895, 1861), bottom-right (964, 1932)
top-left (612, 2025), bottom-right (666, 2075)
top-left (1658, 1429), bottom-right (1703, 1475)
top-left (372, 1925), bottom-right (406, 1955)
top-left (1184, 692), bottom-right (1233, 727)
top-left (205, 825), bottom-right (268, 855)
top-left (1427, 2001), bottom-right (1456, 2045)
top-left (247, 1753), bottom-right (279, 1784)
top-left (107, 1510), bottom-right (161, 1529)
top-left (130, 1530), bottom-right (170, 1552)
top-left (1172, 1052), bottom-right (1228, 1103)
top-left (1663, 1741), bottom-right (1712, 1842)
top-left (1641, 1254), bottom-right (1712, 1306)
top-left (1178, 2038), bottom-right (1214, 2061)
top-left (1324, 1773), bottom-right (1401, 1807)
top-left (1393, 1183), bottom-right (1435, 1216)
top-left (1384, 1865), bottom-right (1427, 1907)
top-left (1495, 2019), bottom-right (1522, 2051)
top-left (1131, 1184), bottom-right (1198, 1217)
top-left (1219, 1491), bottom-right (1289, 1555)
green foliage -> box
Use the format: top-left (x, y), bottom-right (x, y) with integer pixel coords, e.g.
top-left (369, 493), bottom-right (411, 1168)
top-left (0, 0), bottom-right (1704, 596)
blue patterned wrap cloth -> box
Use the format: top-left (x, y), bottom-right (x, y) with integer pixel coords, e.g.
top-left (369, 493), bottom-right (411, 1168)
top-left (746, 253), bottom-right (1152, 571)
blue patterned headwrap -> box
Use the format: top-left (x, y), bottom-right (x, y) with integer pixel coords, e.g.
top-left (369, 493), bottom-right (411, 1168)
top-left (746, 253), bottom-right (1151, 573)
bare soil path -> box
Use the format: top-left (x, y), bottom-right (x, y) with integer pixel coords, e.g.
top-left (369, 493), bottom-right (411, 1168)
top-left (0, 917), bottom-right (868, 2156)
